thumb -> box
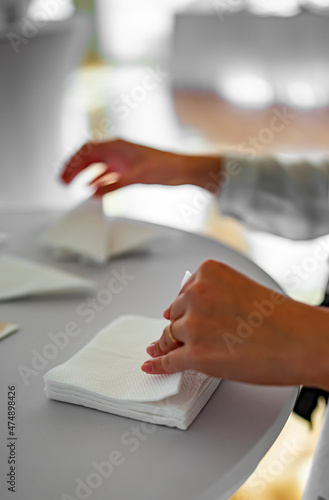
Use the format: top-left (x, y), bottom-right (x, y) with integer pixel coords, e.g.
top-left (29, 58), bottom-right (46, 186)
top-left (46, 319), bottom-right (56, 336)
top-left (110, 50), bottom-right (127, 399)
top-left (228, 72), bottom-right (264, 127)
top-left (93, 162), bottom-right (149, 196)
top-left (93, 177), bottom-right (131, 196)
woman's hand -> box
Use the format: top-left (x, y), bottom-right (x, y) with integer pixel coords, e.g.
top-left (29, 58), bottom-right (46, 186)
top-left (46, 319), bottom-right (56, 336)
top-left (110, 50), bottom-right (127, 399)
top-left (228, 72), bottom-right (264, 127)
top-left (61, 138), bottom-right (221, 196)
top-left (142, 259), bottom-right (329, 391)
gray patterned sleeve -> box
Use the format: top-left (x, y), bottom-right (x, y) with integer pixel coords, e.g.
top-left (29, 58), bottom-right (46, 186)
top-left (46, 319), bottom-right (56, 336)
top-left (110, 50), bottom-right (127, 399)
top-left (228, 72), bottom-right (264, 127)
top-left (217, 155), bottom-right (329, 240)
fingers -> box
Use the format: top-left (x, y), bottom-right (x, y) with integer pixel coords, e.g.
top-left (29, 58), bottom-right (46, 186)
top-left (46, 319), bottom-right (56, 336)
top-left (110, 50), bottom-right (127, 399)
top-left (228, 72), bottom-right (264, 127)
top-left (92, 159), bottom-right (151, 196)
top-left (144, 273), bottom-right (198, 374)
top-left (93, 179), bottom-right (129, 196)
top-left (88, 170), bottom-right (119, 187)
top-left (141, 348), bottom-right (188, 374)
top-left (149, 295), bottom-right (187, 356)
top-left (90, 172), bottom-right (121, 194)
top-left (146, 319), bottom-right (184, 358)
top-left (61, 142), bottom-right (104, 184)
top-left (163, 272), bottom-right (195, 319)
top-left (163, 308), bottom-right (170, 320)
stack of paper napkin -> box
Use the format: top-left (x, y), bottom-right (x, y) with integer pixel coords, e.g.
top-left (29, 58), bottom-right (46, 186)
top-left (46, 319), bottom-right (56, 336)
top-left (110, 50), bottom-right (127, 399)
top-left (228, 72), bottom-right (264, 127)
top-left (44, 315), bottom-right (220, 430)
top-left (40, 198), bottom-right (159, 264)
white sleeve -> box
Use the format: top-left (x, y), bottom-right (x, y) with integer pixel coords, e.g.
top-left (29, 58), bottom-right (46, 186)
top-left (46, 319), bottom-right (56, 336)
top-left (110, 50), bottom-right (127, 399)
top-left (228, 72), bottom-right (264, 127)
top-left (218, 155), bottom-right (329, 240)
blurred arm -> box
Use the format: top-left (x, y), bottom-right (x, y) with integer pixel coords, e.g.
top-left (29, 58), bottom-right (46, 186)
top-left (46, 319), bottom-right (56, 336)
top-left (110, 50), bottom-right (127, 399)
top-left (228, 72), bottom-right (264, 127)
top-left (218, 155), bottom-right (329, 240)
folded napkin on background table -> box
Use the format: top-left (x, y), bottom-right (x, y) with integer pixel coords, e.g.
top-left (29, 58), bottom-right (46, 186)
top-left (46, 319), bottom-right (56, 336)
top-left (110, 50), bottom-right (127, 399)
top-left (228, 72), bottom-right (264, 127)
top-left (0, 321), bottom-right (19, 340)
top-left (40, 198), bottom-right (160, 264)
top-left (0, 254), bottom-right (95, 301)
top-left (44, 315), bottom-right (220, 430)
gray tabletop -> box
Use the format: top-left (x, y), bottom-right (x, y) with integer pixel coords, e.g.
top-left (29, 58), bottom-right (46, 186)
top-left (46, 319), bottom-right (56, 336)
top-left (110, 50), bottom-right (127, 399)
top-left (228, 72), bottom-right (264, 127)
top-left (0, 211), bottom-right (298, 500)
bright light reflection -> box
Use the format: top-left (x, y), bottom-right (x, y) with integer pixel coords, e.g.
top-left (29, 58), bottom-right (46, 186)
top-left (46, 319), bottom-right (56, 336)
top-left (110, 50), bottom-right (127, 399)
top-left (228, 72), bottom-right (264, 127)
top-left (96, 0), bottom-right (194, 61)
top-left (28, 0), bottom-right (75, 20)
top-left (247, 0), bottom-right (300, 16)
top-left (219, 75), bottom-right (274, 108)
top-left (283, 82), bottom-right (328, 109)
top-left (103, 185), bottom-right (210, 232)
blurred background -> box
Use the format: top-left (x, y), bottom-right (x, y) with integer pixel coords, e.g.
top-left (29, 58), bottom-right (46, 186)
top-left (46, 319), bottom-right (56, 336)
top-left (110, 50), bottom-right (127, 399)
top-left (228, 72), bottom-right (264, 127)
top-left (1, 0), bottom-right (329, 498)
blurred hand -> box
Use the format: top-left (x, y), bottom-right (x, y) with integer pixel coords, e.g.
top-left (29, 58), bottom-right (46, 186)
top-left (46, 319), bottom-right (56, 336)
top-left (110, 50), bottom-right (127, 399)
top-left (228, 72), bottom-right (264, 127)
top-left (142, 259), bottom-right (329, 390)
top-left (61, 138), bottom-right (220, 196)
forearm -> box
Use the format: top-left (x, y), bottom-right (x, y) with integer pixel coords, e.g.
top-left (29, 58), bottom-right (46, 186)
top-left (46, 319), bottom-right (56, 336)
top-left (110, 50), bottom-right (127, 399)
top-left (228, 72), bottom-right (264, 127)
top-left (180, 152), bottom-right (329, 240)
top-left (286, 301), bottom-right (329, 391)
top-left (179, 154), bottom-right (223, 193)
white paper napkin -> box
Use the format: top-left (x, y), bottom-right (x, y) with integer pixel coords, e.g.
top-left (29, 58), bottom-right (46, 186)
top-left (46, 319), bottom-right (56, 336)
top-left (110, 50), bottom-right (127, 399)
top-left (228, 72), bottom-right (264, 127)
top-left (0, 254), bottom-right (95, 301)
top-left (0, 321), bottom-right (19, 340)
top-left (44, 315), bottom-right (220, 430)
top-left (40, 198), bottom-right (159, 264)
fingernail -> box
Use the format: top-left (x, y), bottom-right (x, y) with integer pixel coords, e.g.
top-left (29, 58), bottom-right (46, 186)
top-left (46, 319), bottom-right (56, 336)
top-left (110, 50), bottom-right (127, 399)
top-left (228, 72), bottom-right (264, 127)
top-left (146, 343), bottom-right (155, 356)
top-left (142, 361), bottom-right (153, 373)
top-left (163, 309), bottom-right (170, 319)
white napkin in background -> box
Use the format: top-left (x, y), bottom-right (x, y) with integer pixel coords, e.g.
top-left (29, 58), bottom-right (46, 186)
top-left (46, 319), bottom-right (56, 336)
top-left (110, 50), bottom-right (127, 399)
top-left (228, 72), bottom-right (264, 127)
top-left (0, 321), bottom-right (19, 340)
top-left (181, 270), bottom-right (192, 287)
top-left (0, 254), bottom-right (95, 301)
top-left (40, 198), bottom-right (160, 264)
top-left (44, 315), bottom-right (221, 430)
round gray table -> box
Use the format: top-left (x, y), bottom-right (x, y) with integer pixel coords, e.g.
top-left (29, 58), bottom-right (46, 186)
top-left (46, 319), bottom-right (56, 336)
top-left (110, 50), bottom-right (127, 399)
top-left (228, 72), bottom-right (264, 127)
top-left (0, 211), bottom-right (298, 500)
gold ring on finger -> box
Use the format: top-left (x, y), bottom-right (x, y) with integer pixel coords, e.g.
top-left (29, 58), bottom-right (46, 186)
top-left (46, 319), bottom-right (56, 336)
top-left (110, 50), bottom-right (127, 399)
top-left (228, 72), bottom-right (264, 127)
top-left (168, 320), bottom-right (180, 345)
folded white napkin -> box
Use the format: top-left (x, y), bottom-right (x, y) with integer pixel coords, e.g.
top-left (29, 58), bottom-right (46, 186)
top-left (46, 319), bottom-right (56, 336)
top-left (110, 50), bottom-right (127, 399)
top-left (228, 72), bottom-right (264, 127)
top-left (40, 198), bottom-right (159, 264)
top-left (0, 254), bottom-right (95, 301)
top-left (44, 315), bottom-right (220, 430)
top-left (0, 321), bottom-right (19, 340)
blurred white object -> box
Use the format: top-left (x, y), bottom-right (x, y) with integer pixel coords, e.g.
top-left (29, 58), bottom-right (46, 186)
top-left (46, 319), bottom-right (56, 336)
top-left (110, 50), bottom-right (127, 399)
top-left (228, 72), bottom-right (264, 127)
top-left (172, 7), bottom-right (329, 109)
top-left (246, 0), bottom-right (300, 16)
top-left (103, 184), bottom-right (212, 233)
top-left (0, 8), bottom-right (91, 211)
top-left (0, 254), bottom-right (95, 300)
top-left (279, 81), bottom-right (328, 109)
top-left (218, 75), bottom-right (274, 108)
top-left (27, 0), bottom-right (75, 21)
top-left (95, 0), bottom-right (194, 62)
top-left (40, 198), bottom-right (161, 264)
top-left (181, 270), bottom-right (192, 287)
